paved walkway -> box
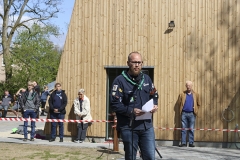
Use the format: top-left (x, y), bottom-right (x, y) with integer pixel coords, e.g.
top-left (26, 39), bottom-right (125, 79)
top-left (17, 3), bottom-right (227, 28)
top-left (0, 114), bottom-right (240, 160)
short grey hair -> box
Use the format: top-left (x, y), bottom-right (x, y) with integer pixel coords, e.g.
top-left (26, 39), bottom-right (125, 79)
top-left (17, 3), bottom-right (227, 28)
top-left (186, 80), bottom-right (193, 86)
top-left (78, 89), bottom-right (85, 94)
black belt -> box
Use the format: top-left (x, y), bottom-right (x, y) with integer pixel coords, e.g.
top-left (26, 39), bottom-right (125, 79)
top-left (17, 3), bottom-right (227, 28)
top-left (182, 111), bottom-right (193, 113)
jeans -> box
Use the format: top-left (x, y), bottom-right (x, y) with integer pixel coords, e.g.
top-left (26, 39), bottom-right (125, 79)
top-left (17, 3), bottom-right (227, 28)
top-left (0, 105), bottom-right (9, 117)
top-left (50, 113), bottom-right (65, 139)
top-left (23, 110), bottom-right (37, 139)
top-left (181, 112), bottom-right (196, 144)
top-left (0, 105), bottom-right (9, 110)
top-left (120, 127), bottom-right (155, 160)
top-left (12, 103), bottom-right (21, 110)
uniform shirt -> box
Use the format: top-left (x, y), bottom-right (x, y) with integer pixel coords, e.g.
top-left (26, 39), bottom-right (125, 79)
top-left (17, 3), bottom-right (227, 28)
top-left (110, 70), bottom-right (158, 131)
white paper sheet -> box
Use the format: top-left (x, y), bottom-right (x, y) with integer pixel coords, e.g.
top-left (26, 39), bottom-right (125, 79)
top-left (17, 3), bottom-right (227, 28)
top-left (135, 99), bottom-right (153, 120)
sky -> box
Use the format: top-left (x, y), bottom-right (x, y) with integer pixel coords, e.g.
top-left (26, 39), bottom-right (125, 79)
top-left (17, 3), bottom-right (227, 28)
top-left (50, 0), bottom-right (75, 48)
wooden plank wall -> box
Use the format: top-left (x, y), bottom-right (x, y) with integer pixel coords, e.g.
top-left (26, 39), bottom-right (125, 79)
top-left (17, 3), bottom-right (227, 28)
top-left (45, 0), bottom-right (240, 142)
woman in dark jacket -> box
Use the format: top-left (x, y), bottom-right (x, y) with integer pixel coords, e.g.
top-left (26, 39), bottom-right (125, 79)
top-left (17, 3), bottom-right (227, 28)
top-left (48, 82), bottom-right (67, 142)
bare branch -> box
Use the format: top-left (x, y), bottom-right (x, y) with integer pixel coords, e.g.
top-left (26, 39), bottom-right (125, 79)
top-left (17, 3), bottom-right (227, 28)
top-left (7, 22), bottom-right (31, 34)
top-left (7, 0), bottom-right (29, 43)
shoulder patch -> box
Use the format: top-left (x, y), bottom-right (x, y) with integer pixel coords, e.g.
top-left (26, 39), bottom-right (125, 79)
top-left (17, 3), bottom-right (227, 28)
top-left (112, 85), bottom-right (118, 91)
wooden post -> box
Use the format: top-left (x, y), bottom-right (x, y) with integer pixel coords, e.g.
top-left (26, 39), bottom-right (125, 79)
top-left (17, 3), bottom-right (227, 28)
top-left (113, 115), bottom-right (119, 151)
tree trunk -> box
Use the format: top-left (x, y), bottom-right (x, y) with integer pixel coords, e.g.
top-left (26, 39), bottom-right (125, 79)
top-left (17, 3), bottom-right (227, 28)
top-left (2, 47), bottom-right (12, 83)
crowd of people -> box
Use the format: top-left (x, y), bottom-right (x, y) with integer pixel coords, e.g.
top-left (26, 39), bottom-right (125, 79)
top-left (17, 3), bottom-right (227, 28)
top-left (0, 51), bottom-right (201, 159)
top-left (0, 81), bottom-right (92, 144)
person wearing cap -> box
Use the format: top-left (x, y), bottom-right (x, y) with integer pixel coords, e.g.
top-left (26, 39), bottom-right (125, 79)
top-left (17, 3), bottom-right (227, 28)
top-left (19, 81), bottom-right (41, 142)
top-left (48, 83), bottom-right (68, 142)
top-left (73, 89), bottom-right (92, 143)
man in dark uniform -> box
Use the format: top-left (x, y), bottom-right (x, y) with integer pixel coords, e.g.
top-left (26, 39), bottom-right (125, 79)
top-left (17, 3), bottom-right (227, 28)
top-left (110, 51), bottom-right (158, 160)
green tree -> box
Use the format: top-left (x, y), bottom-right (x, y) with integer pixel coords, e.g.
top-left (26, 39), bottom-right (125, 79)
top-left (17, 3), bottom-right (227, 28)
top-left (0, 0), bottom-right (62, 82)
top-left (4, 24), bottom-right (61, 94)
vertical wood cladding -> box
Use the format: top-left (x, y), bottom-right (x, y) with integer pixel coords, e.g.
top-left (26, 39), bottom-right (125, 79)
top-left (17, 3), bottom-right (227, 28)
top-left (44, 0), bottom-right (240, 142)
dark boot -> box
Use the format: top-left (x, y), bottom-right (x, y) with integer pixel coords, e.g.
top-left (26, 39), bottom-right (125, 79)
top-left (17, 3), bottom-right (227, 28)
top-left (3, 110), bottom-right (7, 118)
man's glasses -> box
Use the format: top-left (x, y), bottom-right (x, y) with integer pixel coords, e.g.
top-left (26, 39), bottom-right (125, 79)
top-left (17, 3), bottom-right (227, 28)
top-left (129, 61), bottom-right (143, 65)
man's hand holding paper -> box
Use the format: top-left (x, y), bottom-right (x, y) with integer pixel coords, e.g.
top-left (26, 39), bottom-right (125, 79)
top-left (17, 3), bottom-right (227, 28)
top-left (133, 108), bottom-right (145, 116)
top-left (135, 99), bottom-right (157, 120)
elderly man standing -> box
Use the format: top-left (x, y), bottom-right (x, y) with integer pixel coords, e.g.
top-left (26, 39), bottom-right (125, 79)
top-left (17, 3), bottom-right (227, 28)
top-left (178, 81), bottom-right (200, 147)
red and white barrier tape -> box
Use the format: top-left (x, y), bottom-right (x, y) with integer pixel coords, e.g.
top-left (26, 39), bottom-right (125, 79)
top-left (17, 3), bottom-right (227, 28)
top-left (0, 118), bottom-right (114, 123)
top-left (1, 118), bottom-right (239, 132)
top-left (156, 127), bottom-right (240, 132)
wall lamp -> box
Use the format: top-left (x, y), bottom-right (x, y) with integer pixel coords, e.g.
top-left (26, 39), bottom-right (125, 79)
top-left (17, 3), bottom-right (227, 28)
top-left (169, 21), bottom-right (175, 28)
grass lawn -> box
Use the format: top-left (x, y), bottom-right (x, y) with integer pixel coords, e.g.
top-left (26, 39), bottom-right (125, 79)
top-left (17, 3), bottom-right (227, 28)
top-left (0, 142), bottom-right (124, 160)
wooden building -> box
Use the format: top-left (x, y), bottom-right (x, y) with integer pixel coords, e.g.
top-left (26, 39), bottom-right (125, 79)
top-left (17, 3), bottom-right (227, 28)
top-left (45, 0), bottom-right (240, 143)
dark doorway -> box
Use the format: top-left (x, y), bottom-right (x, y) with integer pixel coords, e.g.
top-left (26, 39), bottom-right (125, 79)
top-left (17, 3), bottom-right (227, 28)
top-left (105, 67), bottom-right (154, 139)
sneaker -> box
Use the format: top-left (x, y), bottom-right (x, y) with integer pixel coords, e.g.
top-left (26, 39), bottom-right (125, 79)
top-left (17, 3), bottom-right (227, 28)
top-left (49, 138), bottom-right (55, 142)
top-left (179, 144), bottom-right (187, 147)
top-left (189, 144), bottom-right (195, 147)
top-left (23, 138), bottom-right (27, 142)
top-left (74, 140), bottom-right (80, 143)
top-left (59, 138), bottom-right (63, 142)
top-left (30, 138), bottom-right (34, 141)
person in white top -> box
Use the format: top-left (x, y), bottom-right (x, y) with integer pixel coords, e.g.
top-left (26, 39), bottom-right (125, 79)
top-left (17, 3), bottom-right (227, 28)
top-left (73, 89), bottom-right (92, 143)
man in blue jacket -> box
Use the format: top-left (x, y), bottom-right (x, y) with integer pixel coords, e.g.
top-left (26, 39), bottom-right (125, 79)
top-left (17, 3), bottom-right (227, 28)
top-left (110, 51), bottom-right (159, 160)
top-left (48, 83), bottom-right (68, 142)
